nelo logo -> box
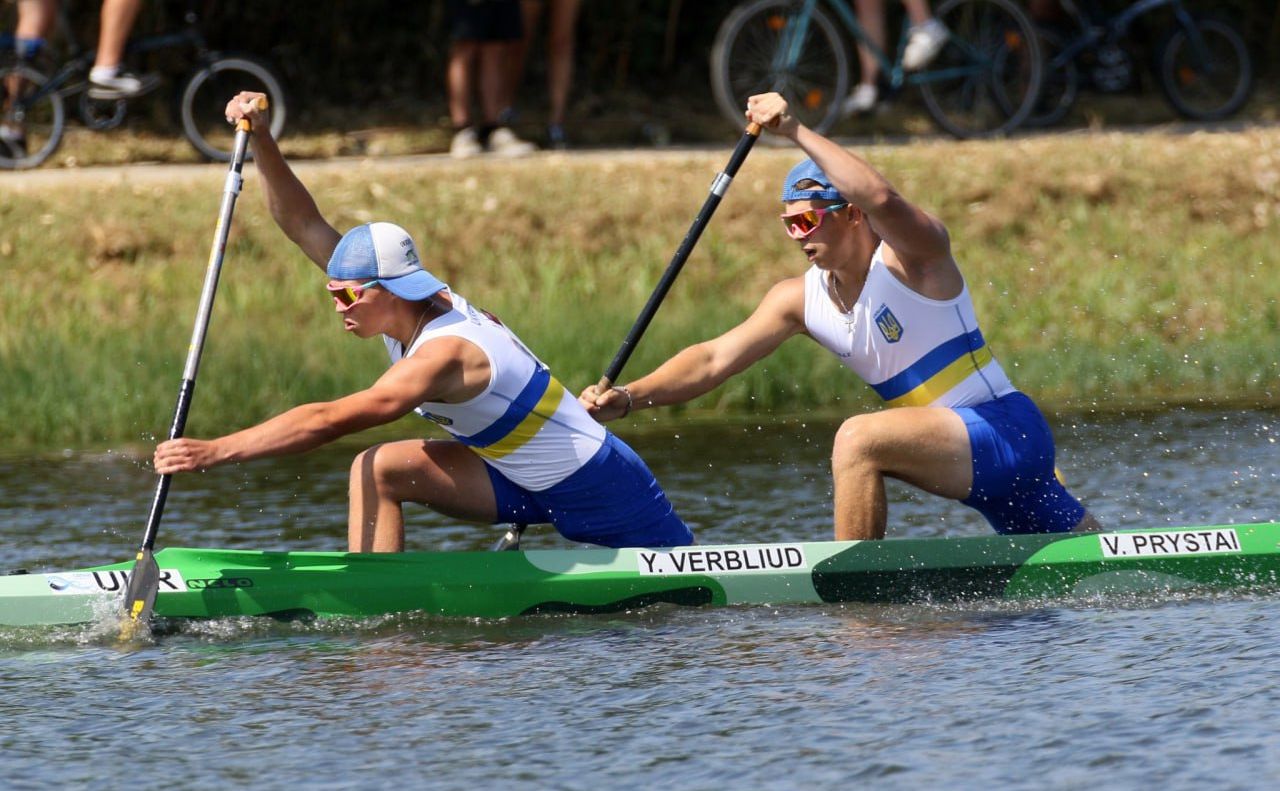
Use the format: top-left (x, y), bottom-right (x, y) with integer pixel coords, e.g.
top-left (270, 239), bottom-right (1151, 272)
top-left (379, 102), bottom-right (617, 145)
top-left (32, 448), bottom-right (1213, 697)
top-left (186, 577), bottom-right (255, 590)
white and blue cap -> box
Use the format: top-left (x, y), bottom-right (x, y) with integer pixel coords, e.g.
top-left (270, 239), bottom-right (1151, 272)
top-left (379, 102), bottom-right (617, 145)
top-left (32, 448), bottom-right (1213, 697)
top-left (326, 222), bottom-right (447, 301)
top-left (781, 158), bottom-right (844, 202)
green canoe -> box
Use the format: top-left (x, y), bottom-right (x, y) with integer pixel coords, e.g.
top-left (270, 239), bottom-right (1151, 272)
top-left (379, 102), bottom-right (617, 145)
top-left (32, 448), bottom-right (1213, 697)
top-left (2, 522), bottom-right (1276, 626)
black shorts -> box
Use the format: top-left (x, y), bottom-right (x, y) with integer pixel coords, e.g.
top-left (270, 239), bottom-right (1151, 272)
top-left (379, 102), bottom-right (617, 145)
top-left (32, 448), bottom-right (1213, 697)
top-left (449, 0), bottom-right (524, 42)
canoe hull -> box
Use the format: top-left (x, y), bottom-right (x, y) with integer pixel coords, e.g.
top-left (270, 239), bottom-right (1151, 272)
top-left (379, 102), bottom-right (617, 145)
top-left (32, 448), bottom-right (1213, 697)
top-left (3, 523), bottom-right (1278, 626)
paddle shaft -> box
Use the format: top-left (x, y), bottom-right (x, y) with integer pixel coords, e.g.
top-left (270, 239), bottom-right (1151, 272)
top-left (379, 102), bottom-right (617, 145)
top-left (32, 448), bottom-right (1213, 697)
top-left (596, 122), bottom-right (761, 391)
top-left (139, 128), bottom-right (252, 551)
top-left (124, 104), bottom-right (264, 621)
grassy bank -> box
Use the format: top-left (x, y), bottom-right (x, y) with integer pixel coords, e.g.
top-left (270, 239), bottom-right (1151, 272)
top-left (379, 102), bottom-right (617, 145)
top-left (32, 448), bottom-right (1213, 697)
top-left (2, 129), bottom-right (1279, 449)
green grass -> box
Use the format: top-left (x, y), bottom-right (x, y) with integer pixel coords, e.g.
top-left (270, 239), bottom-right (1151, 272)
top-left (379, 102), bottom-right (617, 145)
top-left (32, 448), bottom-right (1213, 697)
top-left (3, 128), bottom-right (1279, 449)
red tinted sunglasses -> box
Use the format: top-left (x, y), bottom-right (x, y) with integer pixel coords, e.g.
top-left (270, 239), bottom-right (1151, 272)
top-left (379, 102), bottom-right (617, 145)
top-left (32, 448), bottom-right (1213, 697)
top-left (780, 202), bottom-right (849, 239)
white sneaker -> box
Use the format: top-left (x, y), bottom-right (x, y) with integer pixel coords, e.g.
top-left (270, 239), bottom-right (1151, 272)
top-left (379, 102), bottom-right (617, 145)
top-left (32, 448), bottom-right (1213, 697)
top-left (488, 127), bottom-right (536, 157)
top-left (902, 19), bottom-right (949, 71)
top-left (450, 126), bottom-right (482, 159)
top-left (87, 67), bottom-right (159, 99)
top-left (841, 83), bottom-right (878, 116)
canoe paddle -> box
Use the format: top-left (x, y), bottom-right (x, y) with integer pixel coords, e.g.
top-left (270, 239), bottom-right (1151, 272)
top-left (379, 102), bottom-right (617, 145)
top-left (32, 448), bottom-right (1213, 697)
top-left (491, 121), bottom-right (763, 552)
top-left (120, 97), bottom-right (266, 633)
top-left (595, 120), bottom-right (761, 393)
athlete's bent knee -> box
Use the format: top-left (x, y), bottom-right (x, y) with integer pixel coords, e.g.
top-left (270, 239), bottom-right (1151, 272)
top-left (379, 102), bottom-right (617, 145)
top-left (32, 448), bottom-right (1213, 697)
top-left (350, 443), bottom-right (399, 492)
top-left (832, 414), bottom-right (882, 469)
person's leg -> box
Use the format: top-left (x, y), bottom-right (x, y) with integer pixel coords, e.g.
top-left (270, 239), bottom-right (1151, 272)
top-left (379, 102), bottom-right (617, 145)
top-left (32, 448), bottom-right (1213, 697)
top-left (958, 393), bottom-right (1096, 535)
top-left (447, 41), bottom-right (485, 157)
top-left (902, 0), bottom-right (932, 26)
top-left (3, 0), bottom-right (60, 152)
top-left (348, 439), bottom-right (498, 552)
top-left (545, 0), bottom-right (580, 129)
top-left (845, 0), bottom-right (885, 114)
top-left (93, 0), bottom-right (142, 69)
top-left (88, 0), bottom-right (159, 97)
top-left (477, 42), bottom-right (508, 125)
top-left (502, 0), bottom-right (542, 119)
top-left (447, 41), bottom-right (478, 129)
top-left (853, 0), bottom-right (885, 84)
top-left (830, 406), bottom-right (973, 540)
top-left (471, 0), bottom-right (534, 155)
top-left (16, 0), bottom-right (58, 44)
top-left (482, 40), bottom-right (536, 156)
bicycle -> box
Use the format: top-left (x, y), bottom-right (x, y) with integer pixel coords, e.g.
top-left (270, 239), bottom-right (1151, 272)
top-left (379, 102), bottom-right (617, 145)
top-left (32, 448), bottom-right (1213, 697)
top-left (710, 0), bottom-right (1043, 139)
top-left (1029, 0), bottom-right (1253, 127)
top-left (0, 0), bottom-right (286, 169)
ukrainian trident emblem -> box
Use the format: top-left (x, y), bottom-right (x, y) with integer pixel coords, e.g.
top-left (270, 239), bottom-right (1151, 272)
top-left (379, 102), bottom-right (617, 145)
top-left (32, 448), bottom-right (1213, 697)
top-left (874, 304), bottom-right (904, 343)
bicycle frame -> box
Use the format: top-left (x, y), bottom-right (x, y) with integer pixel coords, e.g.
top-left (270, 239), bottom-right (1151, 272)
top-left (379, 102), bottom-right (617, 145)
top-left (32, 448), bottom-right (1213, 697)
top-left (771, 0), bottom-right (995, 91)
top-left (1048, 0), bottom-right (1208, 73)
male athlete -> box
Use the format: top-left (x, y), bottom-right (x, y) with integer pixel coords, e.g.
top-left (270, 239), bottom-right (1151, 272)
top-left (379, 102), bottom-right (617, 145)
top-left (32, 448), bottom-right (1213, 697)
top-left (153, 92), bottom-right (691, 552)
top-left (581, 91), bottom-right (1099, 540)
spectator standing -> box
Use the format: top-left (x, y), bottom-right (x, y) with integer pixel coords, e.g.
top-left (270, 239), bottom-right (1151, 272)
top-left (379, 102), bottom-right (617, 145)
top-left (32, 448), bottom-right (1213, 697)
top-left (843, 0), bottom-right (948, 115)
top-left (447, 0), bottom-right (537, 158)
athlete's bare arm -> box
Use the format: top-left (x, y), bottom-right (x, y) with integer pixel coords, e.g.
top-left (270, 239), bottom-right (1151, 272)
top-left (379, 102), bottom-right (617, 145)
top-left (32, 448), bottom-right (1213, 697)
top-left (581, 279), bottom-right (807, 420)
top-left (224, 91), bottom-right (341, 270)
top-left (747, 93), bottom-right (959, 296)
top-left (154, 336), bottom-right (485, 472)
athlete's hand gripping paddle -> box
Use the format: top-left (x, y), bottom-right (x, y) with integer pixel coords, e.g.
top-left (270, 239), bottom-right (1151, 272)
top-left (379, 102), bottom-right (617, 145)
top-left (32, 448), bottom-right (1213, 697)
top-left (120, 97), bottom-right (267, 635)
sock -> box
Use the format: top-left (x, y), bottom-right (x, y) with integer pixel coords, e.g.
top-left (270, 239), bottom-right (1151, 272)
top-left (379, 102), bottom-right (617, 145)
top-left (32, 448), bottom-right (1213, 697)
top-left (15, 37), bottom-right (45, 62)
top-left (89, 65), bottom-right (121, 82)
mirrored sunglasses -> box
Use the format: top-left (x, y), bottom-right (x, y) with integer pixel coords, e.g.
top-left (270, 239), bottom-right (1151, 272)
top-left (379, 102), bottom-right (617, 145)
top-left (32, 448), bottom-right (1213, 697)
top-left (780, 202), bottom-right (849, 239)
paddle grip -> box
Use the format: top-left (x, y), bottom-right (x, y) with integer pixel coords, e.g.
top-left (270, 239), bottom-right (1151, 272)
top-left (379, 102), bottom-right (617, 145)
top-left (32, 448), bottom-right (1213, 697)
top-left (234, 95), bottom-right (270, 132)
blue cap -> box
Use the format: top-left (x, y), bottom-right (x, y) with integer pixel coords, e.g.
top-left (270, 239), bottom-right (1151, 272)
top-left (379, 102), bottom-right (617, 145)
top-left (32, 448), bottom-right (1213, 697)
top-left (781, 159), bottom-right (843, 202)
top-left (327, 222), bottom-right (447, 301)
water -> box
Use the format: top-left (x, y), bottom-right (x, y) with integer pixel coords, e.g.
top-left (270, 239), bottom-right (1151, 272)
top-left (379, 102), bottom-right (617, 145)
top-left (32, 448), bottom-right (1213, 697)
top-left (2, 408), bottom-right (1278, 789)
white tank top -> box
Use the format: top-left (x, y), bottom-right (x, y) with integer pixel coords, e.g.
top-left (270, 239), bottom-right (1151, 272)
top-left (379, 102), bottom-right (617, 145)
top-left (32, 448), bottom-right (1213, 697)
top-left (802, 244), bottom-right (1016, 408)
top-left (385, 292), bottom-right (606, 491)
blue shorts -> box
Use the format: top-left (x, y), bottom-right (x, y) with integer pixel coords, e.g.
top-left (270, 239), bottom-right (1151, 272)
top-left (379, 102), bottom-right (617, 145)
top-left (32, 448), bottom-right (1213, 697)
top-left (486, 433), bottom-right (693, 548)
top-left (955, 392), bottom-right (1086, 534)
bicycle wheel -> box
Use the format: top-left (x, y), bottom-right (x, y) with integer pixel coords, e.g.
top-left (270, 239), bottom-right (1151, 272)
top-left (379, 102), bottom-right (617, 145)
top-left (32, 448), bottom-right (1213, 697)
top-left (1157, 17), bottom-right (1252, 122)
top-left (711, 0), bottom-right (848, 135)
top-left (179, 55), bottom-right (286, 161)
top-left (0, 64), bottom-right (65, 169)
top-left (918, 0), bottom-right (1042, 138)
top-left (1023, 27), bottom-right (1078, 128)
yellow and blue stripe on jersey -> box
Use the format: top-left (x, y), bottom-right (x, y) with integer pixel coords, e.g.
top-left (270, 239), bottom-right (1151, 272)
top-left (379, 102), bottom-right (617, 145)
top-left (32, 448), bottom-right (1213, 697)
top-left (453, 366), bottom-right (566, 460)
top-left (870, 328), bottom-right (994, 408)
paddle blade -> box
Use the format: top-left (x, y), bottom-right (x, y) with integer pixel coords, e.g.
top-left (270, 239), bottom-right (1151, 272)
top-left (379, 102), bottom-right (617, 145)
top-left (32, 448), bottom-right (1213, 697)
top-left (120, 548), bottom-right (160, 628)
